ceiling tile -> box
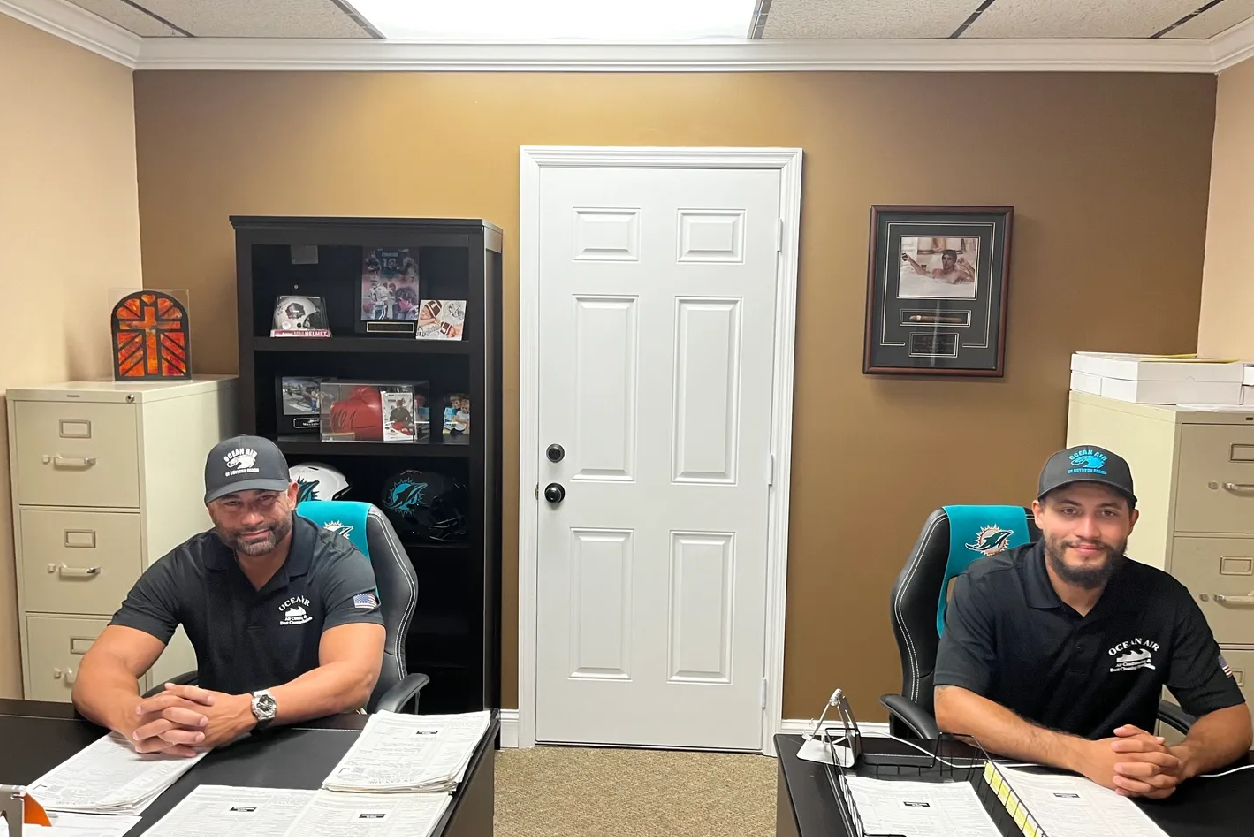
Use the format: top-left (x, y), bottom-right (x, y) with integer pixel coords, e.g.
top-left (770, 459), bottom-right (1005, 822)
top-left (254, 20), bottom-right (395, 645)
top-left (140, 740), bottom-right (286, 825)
top-left (761, 0), bottom-right (984, 39)
top-left (1162, 0), bottom-right (1254, 38)
top-left (963, 0), bottom-right (1207, 39)
top-left (134, 0), bottom-right (374, 38)
top-left (64, 0), bottom-right (182, 37)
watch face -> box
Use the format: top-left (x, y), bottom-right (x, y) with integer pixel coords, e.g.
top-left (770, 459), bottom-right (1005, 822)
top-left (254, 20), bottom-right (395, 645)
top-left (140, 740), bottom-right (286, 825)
top-left (255, 692), bottom-right (277, 719)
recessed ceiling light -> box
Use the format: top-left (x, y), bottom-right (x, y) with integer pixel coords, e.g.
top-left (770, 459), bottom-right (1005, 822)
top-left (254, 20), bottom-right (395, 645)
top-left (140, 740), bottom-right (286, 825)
top-left (348, 0), bottom-right (759, 41)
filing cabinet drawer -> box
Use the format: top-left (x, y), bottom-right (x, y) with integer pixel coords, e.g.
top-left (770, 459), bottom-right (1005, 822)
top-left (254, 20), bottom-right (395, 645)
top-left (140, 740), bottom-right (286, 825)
top-left (13, 401), bottom-right (139, 508)
top-left (1170, 537), bottom-right (1254, 645)
top-left (24, 615), bottom-right (110, 703)
top-left (1175, 424), bottom-right (1254, 535)
top-left (19, 508), bottom-right (141, 615)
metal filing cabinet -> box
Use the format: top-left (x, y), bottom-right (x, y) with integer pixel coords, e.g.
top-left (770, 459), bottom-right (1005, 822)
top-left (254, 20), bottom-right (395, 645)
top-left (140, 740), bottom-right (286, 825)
top-left (1067, 391), bottom-right (1254, 725)
top-left (6, 376), bottom-right (237, 702)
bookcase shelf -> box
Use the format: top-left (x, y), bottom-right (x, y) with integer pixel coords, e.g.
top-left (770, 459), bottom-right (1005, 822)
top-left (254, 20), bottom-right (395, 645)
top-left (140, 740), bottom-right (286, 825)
top-left (232, 215), bottom-right (503, 716)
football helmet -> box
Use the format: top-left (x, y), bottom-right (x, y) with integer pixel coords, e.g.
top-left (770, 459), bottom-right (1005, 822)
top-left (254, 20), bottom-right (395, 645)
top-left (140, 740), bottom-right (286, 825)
top-left (380, 470), bottom-right (468, 543)
top-left (289, 462), bottom-right (350, 503)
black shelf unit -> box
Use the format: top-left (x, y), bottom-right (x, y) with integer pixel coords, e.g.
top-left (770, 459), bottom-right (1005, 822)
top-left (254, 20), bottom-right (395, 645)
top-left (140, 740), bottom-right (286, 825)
top-left (231, 215), bottom-right (503, 716)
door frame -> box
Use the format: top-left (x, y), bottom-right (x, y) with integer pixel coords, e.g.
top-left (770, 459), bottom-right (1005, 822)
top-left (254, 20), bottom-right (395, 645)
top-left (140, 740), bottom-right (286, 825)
top-left (517, 145), bottom-right (803, 755)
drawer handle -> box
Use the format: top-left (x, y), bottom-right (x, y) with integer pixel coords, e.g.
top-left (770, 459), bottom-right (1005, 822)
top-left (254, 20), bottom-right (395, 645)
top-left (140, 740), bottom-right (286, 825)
top-left (48, 455), bottom-right (96, 470)
top-left (49, 564), bottom-right (101, 578)
top-left (1214, 593), bottom-right (1254, 606)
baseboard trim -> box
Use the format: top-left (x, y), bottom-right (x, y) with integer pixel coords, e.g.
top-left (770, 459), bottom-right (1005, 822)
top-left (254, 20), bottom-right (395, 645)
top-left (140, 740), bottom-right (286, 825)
top-left (779, 719), bottom-right (893, 738)
top-left (499, 708), bottom-right (519, 748)
top-left (496, 711), bottom-right (891, 751)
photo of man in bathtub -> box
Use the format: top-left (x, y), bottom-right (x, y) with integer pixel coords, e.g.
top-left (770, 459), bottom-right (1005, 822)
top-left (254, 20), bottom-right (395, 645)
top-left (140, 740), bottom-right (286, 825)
top-left (897, 236), bottom-right (979, 299)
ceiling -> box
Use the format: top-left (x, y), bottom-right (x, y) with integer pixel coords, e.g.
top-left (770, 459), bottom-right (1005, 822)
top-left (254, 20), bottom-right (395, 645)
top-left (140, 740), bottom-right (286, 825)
top-left (7, 0), bottom-right (1254, 71)
top-left (47, 0), bottom-right (1254, 41)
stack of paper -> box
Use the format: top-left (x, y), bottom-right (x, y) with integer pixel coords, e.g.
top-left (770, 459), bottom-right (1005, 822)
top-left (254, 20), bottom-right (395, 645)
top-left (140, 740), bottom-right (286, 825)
top-left (996, 766), bottom-right (1169, 837)
top-left (844, 776), bottom-right (1001, 837)
top-left (143, 785), bottom-right (452, 837)
top-left (321, 710), bottom-right (490, 793)
top-left (19, 812), bottom-right (142, 837)
top-left (27, 733), bottom-right (205, 816)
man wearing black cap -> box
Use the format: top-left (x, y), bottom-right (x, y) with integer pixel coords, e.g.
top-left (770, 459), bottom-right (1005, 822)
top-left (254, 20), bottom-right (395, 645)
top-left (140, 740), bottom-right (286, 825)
top-left (71, 435), bottom-right (385, 757)
top-left (934, 444), bottom-right (1251, 799)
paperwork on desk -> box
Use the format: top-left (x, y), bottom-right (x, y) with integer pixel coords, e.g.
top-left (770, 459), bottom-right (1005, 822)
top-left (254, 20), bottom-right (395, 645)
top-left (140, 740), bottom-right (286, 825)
top-left (143, 785), bottom-right (452, 837)
top-left (997, 767), bottom-right (1169, 837)
top-left (16, 813), bottom-right (142, 837)
top-left (844, 776), bottom-right (1002, 837)
top-left (321, 710), bottom-right (491, 793)
top-left (26, 732), bottom-right (205, 816)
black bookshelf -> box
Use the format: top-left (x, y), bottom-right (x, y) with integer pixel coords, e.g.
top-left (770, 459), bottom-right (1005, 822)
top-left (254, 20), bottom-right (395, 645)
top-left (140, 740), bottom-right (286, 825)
top-left (231, 216), bottom-right (503, 715)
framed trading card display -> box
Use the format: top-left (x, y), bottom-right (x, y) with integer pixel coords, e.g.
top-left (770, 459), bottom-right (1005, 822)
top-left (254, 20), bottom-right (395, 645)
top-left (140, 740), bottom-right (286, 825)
top-left (356, 248), bottom-right (421, 335)
top-left (277, 376), bottom-right (323, 434)
top-left (415, 299), bottom-right (467, 341)
top-left (862, 206), bottom-right (1013, 377)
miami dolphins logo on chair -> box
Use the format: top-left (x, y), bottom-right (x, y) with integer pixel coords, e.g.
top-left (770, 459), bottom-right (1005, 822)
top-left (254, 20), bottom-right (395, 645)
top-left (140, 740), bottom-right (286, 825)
top-left (965, 525), bottom-right (1013, 557)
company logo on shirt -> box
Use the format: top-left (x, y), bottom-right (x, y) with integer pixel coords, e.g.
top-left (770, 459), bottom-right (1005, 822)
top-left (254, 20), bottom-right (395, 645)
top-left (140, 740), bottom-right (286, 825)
top-left (223, 448), bottom-right (259, 477)
top-left (279, 595), bottom-right (312, 626)
top-left (965, 525), bottom-right (1014, 557)
top-left (1108, 638), bottom-right (1160, 672)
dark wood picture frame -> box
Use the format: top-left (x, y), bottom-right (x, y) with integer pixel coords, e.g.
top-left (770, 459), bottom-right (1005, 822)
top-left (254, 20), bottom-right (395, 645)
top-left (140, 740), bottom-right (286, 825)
top-left (862, 205), bottom-right (1013, 377)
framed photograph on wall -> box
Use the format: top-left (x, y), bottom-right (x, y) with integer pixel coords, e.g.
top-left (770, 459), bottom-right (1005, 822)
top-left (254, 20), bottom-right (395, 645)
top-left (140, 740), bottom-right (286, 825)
top-left (862, 205), bottom-right (1013, 377)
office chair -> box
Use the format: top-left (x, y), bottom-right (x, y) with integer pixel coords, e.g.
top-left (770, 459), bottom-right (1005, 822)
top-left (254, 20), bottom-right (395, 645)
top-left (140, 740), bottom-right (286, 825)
top-left (144, 501), bottom-right (428, 714)
top-left (880, 504), bottom-right (1194, 739)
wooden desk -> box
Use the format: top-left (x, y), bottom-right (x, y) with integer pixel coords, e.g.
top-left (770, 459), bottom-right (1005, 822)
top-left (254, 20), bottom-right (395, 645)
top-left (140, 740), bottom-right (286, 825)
top-left (0, 699), bottom-right (496, 837)
top-left (775, 733), bottom-right (1254, 837)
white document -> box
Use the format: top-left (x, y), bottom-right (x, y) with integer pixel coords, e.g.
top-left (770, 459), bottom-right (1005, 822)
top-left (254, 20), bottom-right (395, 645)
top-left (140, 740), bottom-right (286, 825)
top-left (997, 767), bottom-right (1170, 837)
top-left (27, 733), bottom-right (206, 815)
top-left (284, 791), bottom-right (451, 837)
top-left (844, 776), bottom-right (1002, 837)
top-left (322, 710), bottom-right (490, 793)
top-left (17, 813), bottom-right (141, 837)
top-left (141, 785), bottom-right (314, 837)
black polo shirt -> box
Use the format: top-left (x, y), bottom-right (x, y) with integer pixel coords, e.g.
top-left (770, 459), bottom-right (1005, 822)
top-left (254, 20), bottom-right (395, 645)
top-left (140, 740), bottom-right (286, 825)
top-left (110, 513), bottom-right (383, 696)
top-left (934, 542), bottom-right (1245, 739)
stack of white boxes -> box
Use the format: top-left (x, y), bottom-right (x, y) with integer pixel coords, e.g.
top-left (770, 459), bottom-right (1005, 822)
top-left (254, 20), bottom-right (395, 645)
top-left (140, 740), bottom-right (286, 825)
top-left (1069, 352), bottom-right (1246, 406)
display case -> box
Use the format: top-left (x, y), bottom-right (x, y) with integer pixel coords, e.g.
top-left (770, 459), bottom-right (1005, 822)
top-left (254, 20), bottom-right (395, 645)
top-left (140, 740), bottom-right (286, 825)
top-left (232, 216), bottom-right (503, 715)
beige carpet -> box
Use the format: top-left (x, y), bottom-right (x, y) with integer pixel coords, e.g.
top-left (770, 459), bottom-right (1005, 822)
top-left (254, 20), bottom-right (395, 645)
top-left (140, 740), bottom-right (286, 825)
top-left (495, 745), bottom-right (778, 837)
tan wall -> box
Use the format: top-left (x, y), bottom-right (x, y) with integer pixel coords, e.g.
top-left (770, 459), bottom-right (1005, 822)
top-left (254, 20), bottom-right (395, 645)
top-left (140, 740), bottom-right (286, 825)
top-left (132, 70), bottom-right (1216, 721)
top-left (0, 15), bottom-right (144, 698)
top-left (1199, 58), bottom-right (1254, 359)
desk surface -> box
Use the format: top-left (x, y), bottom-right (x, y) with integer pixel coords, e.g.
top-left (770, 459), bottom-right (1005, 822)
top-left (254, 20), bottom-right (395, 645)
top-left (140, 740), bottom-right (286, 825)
top-left (775, 734), bottom-right (1254, 837)
top-left (0, 699), bottom-right (498, 837)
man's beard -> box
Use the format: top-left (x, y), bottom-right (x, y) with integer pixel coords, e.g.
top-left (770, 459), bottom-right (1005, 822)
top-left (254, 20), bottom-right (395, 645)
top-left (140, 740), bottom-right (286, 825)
top-left (220, 514), bottom-right (293, 557)
top-left (1043, 533), bottom-right (1127, 590)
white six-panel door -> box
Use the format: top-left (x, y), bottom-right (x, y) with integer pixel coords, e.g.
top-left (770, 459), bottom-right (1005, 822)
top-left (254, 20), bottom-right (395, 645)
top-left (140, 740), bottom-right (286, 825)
top-left (533, 164), bottom-right (783, 750)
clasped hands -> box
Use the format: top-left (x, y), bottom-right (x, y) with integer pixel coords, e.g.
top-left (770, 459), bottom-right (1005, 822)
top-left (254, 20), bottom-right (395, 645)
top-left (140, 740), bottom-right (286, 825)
top-left (1081, 724), bottom-right (1192, 800)
top-left (123, 684), bottom-right (254, 758)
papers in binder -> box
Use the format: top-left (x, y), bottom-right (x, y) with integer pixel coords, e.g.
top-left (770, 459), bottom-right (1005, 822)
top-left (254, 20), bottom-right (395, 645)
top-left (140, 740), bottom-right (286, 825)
top-left (844, 776), bottom-right (1002, 837)
top-left (321, 710), bottom-right (490, 794)
top-left (993, 767), bottom-right (1170, 837)
top-left (26, 733), bottom-right (205, 816)
top-left (143, 785), bottom-right (451, 837)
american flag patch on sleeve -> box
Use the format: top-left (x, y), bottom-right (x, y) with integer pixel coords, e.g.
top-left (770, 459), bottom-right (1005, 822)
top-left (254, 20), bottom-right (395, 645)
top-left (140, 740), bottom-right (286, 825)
top-left (1220, 654), bottom-right (1235, 678)
top-left (353, 592), bottom-right (379, 610)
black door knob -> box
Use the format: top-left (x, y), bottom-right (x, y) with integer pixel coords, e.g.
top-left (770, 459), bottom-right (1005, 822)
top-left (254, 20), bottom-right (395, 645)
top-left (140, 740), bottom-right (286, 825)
top-left (544, 483), bottom-right (566, 504)
top-left (546, 443), bottom-right (566, 463)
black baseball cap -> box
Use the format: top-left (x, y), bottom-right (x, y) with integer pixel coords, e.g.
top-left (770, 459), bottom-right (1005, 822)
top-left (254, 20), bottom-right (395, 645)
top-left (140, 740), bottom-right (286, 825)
top-left (1037, 445), bottom-right (1137, 507)
top-left (204, 435), bottom-right (292, 503)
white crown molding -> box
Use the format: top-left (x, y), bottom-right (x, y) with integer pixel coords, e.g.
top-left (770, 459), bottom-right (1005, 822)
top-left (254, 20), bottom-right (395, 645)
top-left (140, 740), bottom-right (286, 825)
top-left (0, 0), bottom-right (140, 68)
top-left (132, 35), bottom-right (1220, 73)
top-left (1210, 16), bottom-right (1254, 72)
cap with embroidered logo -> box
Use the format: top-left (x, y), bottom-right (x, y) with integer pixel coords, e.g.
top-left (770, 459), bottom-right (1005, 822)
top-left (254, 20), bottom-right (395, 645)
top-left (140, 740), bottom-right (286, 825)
top-left (204, 435), bottom-right (292, 504)
top-left (1037, 444), bottom-right (1136, 507)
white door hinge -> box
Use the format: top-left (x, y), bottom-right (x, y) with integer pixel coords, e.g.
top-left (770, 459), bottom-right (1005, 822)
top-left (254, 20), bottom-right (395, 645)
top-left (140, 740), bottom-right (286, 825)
top-left (760, 678), bottom-right (768, 709)
top-left (768, 454), bottom-right (775, 486)
top-left (775, 219), bottom-right (783, 253)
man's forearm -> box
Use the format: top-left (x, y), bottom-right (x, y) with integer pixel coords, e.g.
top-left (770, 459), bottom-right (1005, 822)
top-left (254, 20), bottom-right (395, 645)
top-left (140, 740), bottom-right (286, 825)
top-left (265, 662), bottom-right (378, 726)
top-left (71, 655), bottom-right (143, 734)
top-left (1176, 705), bottom-right (1253, 779)
top-left (935, 685), bottom-right (1087, 771)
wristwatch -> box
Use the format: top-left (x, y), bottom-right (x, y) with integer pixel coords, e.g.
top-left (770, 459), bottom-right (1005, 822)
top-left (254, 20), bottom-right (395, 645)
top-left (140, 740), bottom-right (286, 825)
top-left (250, 689), bottom-right (278, 733)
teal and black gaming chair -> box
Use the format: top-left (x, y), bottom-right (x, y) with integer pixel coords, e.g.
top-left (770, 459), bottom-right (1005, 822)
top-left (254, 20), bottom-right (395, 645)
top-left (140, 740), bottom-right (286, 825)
top-left (880, 504), bottom-right (1193, 739)
top-left (147, 501), bottom-right (427, 713)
